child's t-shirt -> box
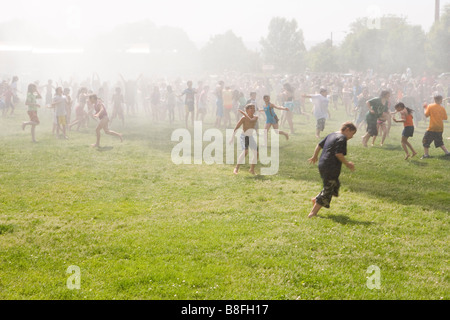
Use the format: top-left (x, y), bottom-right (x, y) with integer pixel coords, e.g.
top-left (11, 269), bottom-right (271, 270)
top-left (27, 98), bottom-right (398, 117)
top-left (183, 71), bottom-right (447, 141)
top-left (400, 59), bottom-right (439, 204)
top-left (318, 132), bottom-right (347, 178)
top-left (310, 94), bottom-right (329, 120)
top-left (26, 92), bottom-right (38, 112)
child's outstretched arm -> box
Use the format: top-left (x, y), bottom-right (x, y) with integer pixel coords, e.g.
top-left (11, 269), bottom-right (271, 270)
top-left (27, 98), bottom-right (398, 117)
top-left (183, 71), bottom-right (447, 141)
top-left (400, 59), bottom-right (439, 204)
top-left (308, 144), bottom-right (322, 164)
top-left (238, 110), bottom-right (258, 122)
top-left (271, 103), bottom-right (288, 111)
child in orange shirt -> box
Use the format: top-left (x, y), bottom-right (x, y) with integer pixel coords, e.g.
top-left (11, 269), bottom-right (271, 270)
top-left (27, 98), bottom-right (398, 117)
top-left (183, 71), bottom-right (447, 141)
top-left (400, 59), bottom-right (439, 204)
top-left (392, 102), bottom-right (417, 160)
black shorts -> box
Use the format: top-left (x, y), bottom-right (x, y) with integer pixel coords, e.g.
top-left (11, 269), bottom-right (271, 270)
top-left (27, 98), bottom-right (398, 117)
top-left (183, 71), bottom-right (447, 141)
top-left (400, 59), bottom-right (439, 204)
top-left (402, 126), bottom-right (414, 138)
top-left (422, 131), bottom-right (444, 148)
top-left (366, 119), bottom-right (378, 137)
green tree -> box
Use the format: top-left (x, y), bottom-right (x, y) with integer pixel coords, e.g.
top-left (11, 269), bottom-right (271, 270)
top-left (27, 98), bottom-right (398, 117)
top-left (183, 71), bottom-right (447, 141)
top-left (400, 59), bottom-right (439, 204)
top-left (260, 17), bottom-right (306, 73)
top-left (426, 4), bottom-right (450, 72)
top-left (338, 16), bottom-right (426, 74)
top-left (200, 30), bottom-right (261, 73)
top-left (306, 40), bottom-right (340, 72)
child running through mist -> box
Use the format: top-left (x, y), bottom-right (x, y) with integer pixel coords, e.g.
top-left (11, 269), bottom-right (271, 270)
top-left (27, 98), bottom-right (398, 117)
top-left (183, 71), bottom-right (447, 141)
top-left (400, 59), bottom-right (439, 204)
top-left (307, 122), bottom-right (357, 218)
top-left (261, 95), bottom-right (289, 146)
top-left (22, 83), bottom-right (41, 143)
top-left (89, 94), bottom-right (123, 148)
top-left (229, 104), bottom-right (259, 175)
top-left (392, 102), bottom-right (417, 160)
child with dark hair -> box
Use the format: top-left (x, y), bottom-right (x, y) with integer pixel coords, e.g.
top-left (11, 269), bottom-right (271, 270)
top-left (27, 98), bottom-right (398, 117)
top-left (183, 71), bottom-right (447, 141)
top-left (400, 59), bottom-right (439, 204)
top-left (362, 90), bottom-right (390, 147)
top-left (308, 122), bottom-right (357, 218)
top-left (22, 83), bottom-right (41, 143)
top-left (89, 94), bottom-right (123, 148)
top-left (229, 104), bottom-right (259, 175)
top-left (392, 102), bottom-right (417, 160)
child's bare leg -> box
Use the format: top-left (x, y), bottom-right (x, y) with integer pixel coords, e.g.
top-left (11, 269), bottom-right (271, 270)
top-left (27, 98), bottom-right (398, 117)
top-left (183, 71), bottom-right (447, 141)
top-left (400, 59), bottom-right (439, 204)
top-left (104, 127), bottom-right (123, 142)
top-left (31, 125), bottom-right (37, 142)
top-left (380, 127), bottom-right (387, 146)
top-left (22, 121), bottom-right (36, 130)
top-left (92, 121), bottom-right (104, 147)
top-left (401, 139), bottom-right (410, 159)
top-left (440, 145), bottom-right (450, 154)
top-left (286, 112), bottom-right (294, 134)
top-left (273, 124), bottom-right (289, 140)
top-left (234, 150), bottom-right (247, 174)
top-left (362, 133), bottom-right (370, 147)
top-left (308, 201), bottom-right (322, 218)
top-left (249, 149), bottom-right (257, 175)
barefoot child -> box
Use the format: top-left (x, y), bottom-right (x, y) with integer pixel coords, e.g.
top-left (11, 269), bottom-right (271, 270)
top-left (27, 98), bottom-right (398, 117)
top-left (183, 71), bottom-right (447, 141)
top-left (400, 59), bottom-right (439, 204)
top-left (22, 83), bottom-right (41, 142)
top-left (261, 95), bottom-right (289, 146)
top-left (89, 94), bottom-right (123, 148)
top-left (307, 122), bottom-right (357, 218)
top-left (392, 102), bottom-right (417, 160)
top-left (362, 90), bottom-right (390, 147)
top-left (302, 88), bottom-right (330, 139)
top-left (229, 104), bottom-right (259, 175)
top-left (48, 87), bottom-right (68, 139)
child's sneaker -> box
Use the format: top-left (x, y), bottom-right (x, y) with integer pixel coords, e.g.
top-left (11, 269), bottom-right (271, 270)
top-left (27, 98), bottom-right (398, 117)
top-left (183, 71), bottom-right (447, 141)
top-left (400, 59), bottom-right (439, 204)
top-left (420, 155), bottom-right (431, 159)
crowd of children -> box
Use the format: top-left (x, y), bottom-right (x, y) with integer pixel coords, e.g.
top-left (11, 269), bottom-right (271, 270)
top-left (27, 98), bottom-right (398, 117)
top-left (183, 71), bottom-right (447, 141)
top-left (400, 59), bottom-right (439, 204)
top-left (2, 69), bottom-right (449, 218)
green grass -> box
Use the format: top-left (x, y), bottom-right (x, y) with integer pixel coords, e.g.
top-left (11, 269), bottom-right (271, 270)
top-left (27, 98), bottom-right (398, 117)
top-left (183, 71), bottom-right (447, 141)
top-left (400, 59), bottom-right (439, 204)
top-left (0, 103), bottom-right (449, 300)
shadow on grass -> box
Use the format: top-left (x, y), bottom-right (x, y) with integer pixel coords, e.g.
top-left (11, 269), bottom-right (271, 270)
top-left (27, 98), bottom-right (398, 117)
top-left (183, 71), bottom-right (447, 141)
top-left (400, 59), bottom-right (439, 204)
top-left (278, 147), bottom-right (450, 213)
top-left (380, 144), bottom-right (403, 151)
top-left (97, 146), bottom-right (114, 152)
top-left (319, 214), bottom-right (375, 226)
top-left (245, 175), bottom-right (272, 181)
top-left (409, 159), bottom-right (428, 166)
top-left (438, 155), bottom-right (450, 161)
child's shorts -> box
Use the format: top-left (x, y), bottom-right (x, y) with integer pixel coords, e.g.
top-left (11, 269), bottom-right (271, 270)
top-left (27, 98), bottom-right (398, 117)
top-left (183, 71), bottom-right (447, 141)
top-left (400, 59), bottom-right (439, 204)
top-left (402, 126), bottom-right (414, 137)
top-left (366, 120), bottom-right (378, 136)
top-left (57, 116), bottom-right (67, 126)
top-left (27, 111), bottom-right (40, 124)
top-left (422, 131), bottom-right (444, 148)
top-left (316, 118), bottom-right (326, 131)
top-left (240, 134), bottom-right (258, 151)
top-left (185, 104), bottom-right (194, 113)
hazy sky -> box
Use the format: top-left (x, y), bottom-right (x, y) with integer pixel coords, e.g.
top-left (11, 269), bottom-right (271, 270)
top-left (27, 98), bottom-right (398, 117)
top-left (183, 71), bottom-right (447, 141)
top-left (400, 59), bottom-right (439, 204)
top-left (2, 0), bottom-right (449, 46)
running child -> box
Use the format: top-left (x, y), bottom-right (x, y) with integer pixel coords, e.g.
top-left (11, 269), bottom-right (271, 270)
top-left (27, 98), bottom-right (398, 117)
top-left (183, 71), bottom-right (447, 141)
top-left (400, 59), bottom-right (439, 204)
top-left (362, 90), bottom-right (390, 147)
top-left (261, 95), bottom-right (289, 146)
top-left (48, 87), bottom-right (68, 139)
top-left (69, 87), bottom-right (88, 131)
top-left (307, 122), bottom-right (357, 218)
top-left (392, 102), bottom-right (417, 160)
top-left (89, 94), bottom-right (123, 148)
top-left (302, 88), bottom-right (330, 139)
top-left (22, 83), bottom-right (41, 143)
top-left (229, 104), bottom-right (259, 175)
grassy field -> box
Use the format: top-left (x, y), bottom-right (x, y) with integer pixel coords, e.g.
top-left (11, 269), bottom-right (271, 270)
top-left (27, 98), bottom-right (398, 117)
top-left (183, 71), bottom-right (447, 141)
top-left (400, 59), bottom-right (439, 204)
top-left (0, 102), bottom-right (449, 300)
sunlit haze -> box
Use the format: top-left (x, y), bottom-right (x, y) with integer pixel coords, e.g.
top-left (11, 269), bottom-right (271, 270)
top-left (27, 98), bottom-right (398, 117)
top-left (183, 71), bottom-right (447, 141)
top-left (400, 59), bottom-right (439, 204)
top-left (2, 0), bottom-right (448, 46)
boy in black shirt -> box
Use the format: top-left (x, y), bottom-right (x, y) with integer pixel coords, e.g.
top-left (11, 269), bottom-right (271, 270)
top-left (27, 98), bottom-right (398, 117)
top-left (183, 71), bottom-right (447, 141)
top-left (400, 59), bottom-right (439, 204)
top-left (308, 122), bottom-right (357, 218)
